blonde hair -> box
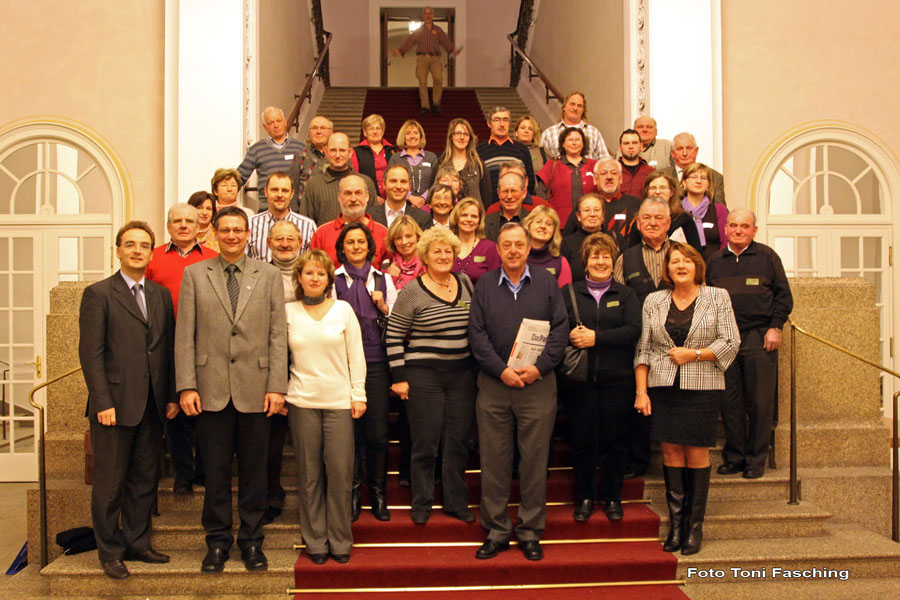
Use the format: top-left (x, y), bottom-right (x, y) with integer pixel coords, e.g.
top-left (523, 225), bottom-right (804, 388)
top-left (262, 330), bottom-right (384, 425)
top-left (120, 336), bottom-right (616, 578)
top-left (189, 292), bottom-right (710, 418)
top-left (522, 205), bottom-right (562, 256)
top-left (293, 249), bottom-right (336, 301)
top-left (396, 119), bottom-right (426, 149)
top-left (361, 114), bottom-right (386, 139)
top-left (680, 162), bottom-right (714, 202)
top-left (385, 215), bottom-right (424, 255)
top-left (513, 115), bottom-right (542, 145)
top-left (416, 226), bottom-right (461, 263)
top-left (210, 168), bottom-right (242, 198)
top-left (449, 197), bottom-right (486, 240)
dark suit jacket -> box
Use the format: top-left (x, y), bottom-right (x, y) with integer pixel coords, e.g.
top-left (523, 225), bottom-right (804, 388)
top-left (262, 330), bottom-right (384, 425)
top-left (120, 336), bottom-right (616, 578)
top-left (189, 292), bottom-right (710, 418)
top-left (661, 165), bottom-right (726, 206)
top-left (79, 272), bottom-right (176, 426)
top-left (484, 208), bottom-right (529, 242)
top-left (368, 201), bottom-right (432, 231)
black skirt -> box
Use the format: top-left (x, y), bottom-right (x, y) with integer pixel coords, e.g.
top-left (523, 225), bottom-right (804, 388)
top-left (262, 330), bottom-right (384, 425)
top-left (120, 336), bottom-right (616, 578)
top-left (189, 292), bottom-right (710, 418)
top-left (649, 385), bottom-right (720, 447)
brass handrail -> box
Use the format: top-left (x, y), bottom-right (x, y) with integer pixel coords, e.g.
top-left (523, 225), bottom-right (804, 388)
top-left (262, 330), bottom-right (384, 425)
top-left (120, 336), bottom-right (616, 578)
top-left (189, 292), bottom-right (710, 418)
top-left (506, 34), bottom-right (563, 104)
top-left (28, 366), bottom-right (83, 568)
top-left (287, 32), bottom-right (333, 134)
top-left (788, 317), bottom-right (899, 542)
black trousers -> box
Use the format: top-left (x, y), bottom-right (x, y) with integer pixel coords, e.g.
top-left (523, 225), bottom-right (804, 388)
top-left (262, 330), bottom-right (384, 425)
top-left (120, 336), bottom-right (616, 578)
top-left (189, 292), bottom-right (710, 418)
top-left (196, 400), bottom-right (270, 550)
top-left (354, 361), bottom-right (391, 482)
top-left (90, 395), bottom-right (162, 562)
top-left (165, 411), bottom-right (204, 484)
top-left (406, 366), bottom-right (477, 512)
top-left (266, 413), bottom-right (289, 509)
top-left (722, 327), bottom-right (778, 469)
top-left (566, 376), bottom-right (634, 502)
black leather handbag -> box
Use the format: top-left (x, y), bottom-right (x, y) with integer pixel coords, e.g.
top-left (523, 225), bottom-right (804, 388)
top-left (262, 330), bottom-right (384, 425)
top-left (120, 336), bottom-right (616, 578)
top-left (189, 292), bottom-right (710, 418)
top-left (560, 285), bottom-right (589, 383)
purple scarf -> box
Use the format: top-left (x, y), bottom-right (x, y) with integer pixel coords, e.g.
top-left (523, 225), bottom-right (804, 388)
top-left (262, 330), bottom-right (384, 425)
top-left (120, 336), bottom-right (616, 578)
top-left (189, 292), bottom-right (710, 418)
top-left (585, 276), bottom-right (612, 305)
top-left (335, 261), bottom-right (386, 362)
top-left (682, 196), bottom-right (711, 247)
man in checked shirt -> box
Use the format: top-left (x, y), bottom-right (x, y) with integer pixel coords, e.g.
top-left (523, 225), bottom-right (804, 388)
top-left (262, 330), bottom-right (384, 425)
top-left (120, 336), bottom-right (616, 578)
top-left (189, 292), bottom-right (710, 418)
top-left (393, 6), bottom-right (462, 115)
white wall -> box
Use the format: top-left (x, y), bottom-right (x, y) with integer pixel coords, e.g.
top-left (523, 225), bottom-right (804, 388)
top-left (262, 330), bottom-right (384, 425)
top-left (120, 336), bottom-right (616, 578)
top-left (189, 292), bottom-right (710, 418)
top-left (176, 0), bottom-right (246, 202)
top-left (647, 0), bottom-right (722, 169)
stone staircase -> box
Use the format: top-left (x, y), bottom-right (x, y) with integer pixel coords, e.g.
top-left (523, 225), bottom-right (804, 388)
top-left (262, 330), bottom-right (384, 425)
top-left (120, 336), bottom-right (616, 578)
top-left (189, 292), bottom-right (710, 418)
top-left (474, 87), bottom-right (531, 122)
top-left (20, 220), bottom-right (900, 600)
top-left (315, 86), bottom-right (367, 139)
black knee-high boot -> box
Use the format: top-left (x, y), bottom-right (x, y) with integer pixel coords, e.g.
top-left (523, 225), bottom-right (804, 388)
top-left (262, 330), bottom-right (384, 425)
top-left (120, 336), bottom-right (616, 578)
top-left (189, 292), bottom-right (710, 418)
top-left (662, 466), bottom-right (686, 552)
top-left (681, 466), bottom-right (711, 555)
top-left (369, 450), bottom-right (391, 521)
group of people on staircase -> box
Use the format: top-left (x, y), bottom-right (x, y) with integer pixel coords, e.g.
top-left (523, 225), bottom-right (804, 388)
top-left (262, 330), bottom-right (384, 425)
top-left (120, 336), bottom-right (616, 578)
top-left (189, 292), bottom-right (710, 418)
top-left (78, 84), bottom-right (792, 579)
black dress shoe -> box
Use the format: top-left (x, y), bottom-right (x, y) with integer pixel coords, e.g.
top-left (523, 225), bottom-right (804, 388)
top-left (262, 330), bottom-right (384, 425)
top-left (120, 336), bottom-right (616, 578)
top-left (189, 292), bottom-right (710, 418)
top-left (125, 549), bottom-right (170, 563)
top-left (743, 467), bottom-right (764, 479)
top-left (351, 491), bottom-right (362, 522)
top-left (262, 506), bottom-right (282, 525)
top-left (411, 509), bottom-right (430, 524)
top-left (475, 539), bottom-right (509, 559)
top-left (444, 508), bottom-right (476, 523)
top-left (330, 552), bottom-right (350, 563)
top-left (172, 480), bottom-right (192, 495)
top-left (605, 500), bottom-right (624, 521)
top-left (433, 105), bottom-right (442, 116)
top-left (420, 107), bottom-right (430, 115)
top-left (623, 467), bottom-right (645, 480)
top-left (241, 545), bottom-right (268, 571)
top-left (201, 548), bottom-right (228, 573)
top-left (717, 461), bottom-right (745, 475)
top-left (519, 539), bottom-right (543, 561)
top-left (101, 559), bottom-right (129, 579)
top-left (573, 499), bottom-right (593, 522)
top-left (308, 552), bottom-right (328, 565)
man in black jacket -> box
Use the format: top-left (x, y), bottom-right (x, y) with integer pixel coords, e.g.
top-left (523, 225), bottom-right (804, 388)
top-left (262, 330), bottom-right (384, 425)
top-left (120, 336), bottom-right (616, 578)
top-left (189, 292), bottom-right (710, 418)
top-left (79, 222), bottom-right (179, 579)
top-left (707, 209), bottom-right (793, 478)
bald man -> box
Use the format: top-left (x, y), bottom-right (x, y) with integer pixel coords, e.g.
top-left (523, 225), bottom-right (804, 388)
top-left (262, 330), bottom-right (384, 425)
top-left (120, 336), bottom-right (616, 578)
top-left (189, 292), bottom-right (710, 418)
top-left (633, 116), bottom-right (672, 168)
top-left (299, 133), bottom-right (378, 226)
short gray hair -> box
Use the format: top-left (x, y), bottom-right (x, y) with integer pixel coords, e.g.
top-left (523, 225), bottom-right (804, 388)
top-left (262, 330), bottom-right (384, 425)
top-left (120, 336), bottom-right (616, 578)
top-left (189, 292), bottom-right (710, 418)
top-left (167, 202), bottom-right (198, 223)
top-left (261, 106), bottom-right (284, 122)
top-left (268, 220), bottom-right (300, 239)
top-left (488, 106), bottom-right (510, 121)
top-left (727, 207), bottom-right (757, 226)
top-left (639, 196), bottom-right (671, 217)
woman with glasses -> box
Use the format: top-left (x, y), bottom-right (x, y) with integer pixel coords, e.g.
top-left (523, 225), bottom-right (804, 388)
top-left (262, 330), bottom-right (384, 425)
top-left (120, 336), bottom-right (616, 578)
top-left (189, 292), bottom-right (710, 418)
top-left (432, 118), bottom-right (491, 205)
top-left (680, 163), bottom-right (728, 262)
top-left (352, 114), bottom-right (397, 199)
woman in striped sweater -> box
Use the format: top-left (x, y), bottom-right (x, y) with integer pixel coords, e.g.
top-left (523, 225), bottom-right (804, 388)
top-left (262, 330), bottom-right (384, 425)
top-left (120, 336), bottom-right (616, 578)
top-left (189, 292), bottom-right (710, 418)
top-left (386, 227), bottom-right (477, 525)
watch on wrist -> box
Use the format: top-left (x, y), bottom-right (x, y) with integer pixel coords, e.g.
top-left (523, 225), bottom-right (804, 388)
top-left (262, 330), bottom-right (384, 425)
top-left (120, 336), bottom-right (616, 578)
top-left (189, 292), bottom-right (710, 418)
top-left (695, 349), bottom-right (702, 361)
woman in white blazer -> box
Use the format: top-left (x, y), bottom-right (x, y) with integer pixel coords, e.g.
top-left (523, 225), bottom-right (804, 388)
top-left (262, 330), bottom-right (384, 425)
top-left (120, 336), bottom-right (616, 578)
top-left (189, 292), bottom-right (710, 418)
top-left (634, 242), bottom-right (739, 555)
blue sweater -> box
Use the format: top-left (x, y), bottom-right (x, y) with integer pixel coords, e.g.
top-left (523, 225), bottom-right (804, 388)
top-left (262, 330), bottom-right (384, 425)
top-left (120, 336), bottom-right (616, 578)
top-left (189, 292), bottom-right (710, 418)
top-left (468, 266), bottom-right (568, 379)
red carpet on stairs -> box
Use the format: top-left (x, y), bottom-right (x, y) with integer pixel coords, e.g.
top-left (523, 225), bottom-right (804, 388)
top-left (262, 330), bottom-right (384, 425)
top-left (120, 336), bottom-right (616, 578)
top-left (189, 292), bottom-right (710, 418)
top-left (360, 88), bottom-right (491, 154)
top-left (293, 433), bottom-right (688, 598)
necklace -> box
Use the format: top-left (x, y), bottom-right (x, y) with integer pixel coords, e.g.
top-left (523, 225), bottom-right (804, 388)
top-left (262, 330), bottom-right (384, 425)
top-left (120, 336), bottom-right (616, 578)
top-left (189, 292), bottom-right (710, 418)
top-left (426, 272), bottom-right (452, 290)
top-left (301, 294), bottom-right (327, 305)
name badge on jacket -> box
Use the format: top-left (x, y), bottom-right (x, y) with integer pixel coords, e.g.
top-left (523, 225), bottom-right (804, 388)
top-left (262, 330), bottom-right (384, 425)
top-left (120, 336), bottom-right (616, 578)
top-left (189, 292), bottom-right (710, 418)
top-left (606, 300), bottom-right (620, 308)
top-left (473, 256), bottom-right (486, 263)
top-left (746, 278), bottom-right (759, 286)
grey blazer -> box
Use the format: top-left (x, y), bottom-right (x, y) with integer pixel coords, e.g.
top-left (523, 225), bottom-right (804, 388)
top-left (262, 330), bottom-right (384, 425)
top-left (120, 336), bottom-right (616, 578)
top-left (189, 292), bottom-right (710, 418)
top-left (175, 257), bottom-right (288, 412)
top-left (634, 285), bottom-right (740, 390)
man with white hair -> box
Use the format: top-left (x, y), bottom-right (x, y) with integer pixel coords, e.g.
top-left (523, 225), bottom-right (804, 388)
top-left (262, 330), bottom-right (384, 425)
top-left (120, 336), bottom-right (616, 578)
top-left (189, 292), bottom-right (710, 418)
top-left (238, 106), bottom-right (306, 213)
top-left (661, 132), bottom-right (726, 204)
top-left (706, 209), bottom-right (792, 479)
top-left (146, 202), bottom-right (218, 496)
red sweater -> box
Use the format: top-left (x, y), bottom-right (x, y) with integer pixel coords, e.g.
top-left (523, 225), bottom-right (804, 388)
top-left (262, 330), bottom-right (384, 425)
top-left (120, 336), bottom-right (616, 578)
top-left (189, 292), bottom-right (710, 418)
top-left (536, 158), bottom-right (597, 225)
top-left (619, 158), bottom-right (655, 198)
top-left (310, 214), bottom-right (389, 268)
top-left (145, 243), bottom-right (218, 317)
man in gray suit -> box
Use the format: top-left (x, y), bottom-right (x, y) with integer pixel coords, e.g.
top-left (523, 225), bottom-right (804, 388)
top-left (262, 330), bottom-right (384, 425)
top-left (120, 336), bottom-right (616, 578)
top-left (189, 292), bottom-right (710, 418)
top-left (176, 205), bottom-right (288, 573)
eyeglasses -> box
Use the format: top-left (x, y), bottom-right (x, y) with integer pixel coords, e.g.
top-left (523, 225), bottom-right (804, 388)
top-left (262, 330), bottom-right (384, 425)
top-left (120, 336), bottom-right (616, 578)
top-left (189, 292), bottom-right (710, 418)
top-left (452, 131), bottom-right (470, 137)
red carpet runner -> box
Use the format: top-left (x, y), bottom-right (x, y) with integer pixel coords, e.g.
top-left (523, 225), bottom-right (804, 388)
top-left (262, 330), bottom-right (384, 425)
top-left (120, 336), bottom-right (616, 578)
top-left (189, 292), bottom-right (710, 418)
top-left (293, 437), bottom-right (688, 599)
top-left (359, 88), bottom-right (491, 154)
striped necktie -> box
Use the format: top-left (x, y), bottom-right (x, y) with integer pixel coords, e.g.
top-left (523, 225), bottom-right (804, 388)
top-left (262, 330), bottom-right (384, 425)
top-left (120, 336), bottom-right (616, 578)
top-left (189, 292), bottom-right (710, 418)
top-left (224, 264), bottom-right (239, 315)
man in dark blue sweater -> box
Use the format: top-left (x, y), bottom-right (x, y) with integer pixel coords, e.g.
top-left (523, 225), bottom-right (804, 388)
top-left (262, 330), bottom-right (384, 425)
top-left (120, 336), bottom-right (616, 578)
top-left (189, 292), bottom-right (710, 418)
top-left (468, 222), bottom-right (568, 562)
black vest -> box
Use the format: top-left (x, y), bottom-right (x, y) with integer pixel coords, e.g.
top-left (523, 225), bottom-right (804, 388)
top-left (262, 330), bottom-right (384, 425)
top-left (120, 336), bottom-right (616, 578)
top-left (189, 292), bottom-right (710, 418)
top-left (622, 244), bottom-right (666, 304)
top-left (354, 144), bottom-right (396, 188)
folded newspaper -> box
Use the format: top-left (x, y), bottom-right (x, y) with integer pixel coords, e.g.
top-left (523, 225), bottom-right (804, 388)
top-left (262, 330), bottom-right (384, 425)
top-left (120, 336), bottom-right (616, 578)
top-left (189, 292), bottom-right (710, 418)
top-left (507, 318), bottom-right (551, 369)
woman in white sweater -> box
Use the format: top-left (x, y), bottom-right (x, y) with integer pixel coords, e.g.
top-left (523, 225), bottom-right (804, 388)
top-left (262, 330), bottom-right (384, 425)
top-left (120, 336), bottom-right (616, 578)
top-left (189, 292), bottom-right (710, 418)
top-left (285, 249), bottom-right (367, 565)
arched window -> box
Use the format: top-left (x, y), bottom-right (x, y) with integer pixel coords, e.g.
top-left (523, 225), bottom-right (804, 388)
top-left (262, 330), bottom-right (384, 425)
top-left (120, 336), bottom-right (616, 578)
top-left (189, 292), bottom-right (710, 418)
top-left (755, 123), bottom-right (900, 412)
top-left (0, 119), bottom-right (126, 481)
